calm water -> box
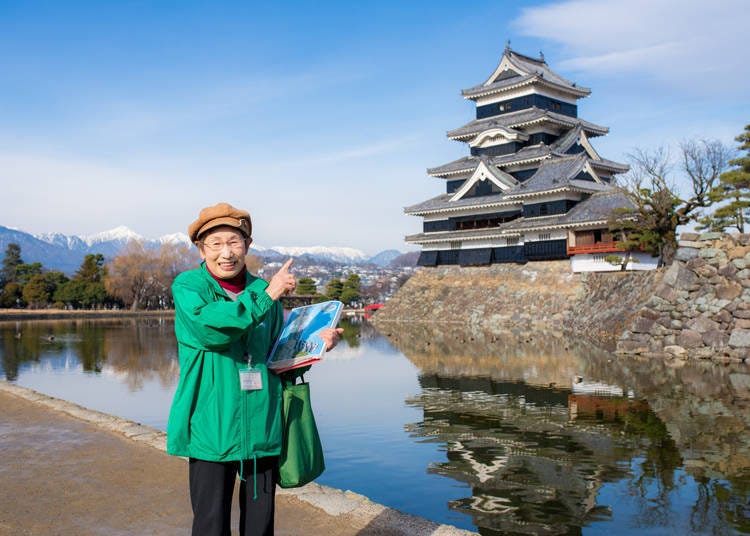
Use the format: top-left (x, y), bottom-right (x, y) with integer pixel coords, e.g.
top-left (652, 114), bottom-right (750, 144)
top-left (2, 316), bottom-right (750, 535)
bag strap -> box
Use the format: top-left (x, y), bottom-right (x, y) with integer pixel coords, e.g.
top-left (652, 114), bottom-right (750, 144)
top-left (282, 373), bottom-right (306, 388)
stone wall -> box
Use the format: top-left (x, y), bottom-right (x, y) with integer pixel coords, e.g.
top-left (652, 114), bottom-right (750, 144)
top-left (374, 233), bottom-right (750, 362)
top-left (616, 233), bottom-right (750, 361)
top-left (373, 260), bottom-right (578, 334)
top-left (373, 259), bottom-right (656, 350)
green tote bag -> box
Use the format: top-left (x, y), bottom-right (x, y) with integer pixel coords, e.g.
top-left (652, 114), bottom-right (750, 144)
top-left (278, 377), bottom-right (325, 488)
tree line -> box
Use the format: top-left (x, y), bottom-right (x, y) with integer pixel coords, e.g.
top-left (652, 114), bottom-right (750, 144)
top-left (0, 242), bottom-right (199, 310)
top-left (0, 243), bottom-right (369, 310)
top-left (296, 273), bottom-right (363, 305)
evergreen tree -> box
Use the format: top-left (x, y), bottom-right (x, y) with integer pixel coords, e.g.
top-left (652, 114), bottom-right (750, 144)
top-left (76, 254), bottom-right (107, 282)
top-left (22, 274), bottom-right (52, 308)
top-left (697, 124), bottom-right (750, 233)
top-left (16, 262), bottom-right (43, 285)
top-left (57, 254), bottom-right (110, 309)
top-left (325, 278), bottom-right (343, 301)
top-left (1, 243), bottom-right (23, 286)
top-left (339, 273), bottom-right (361, 306)
top-left (296, 277), bottom-right (317, 295)
top-left (0, 282), bottom-right (23, 308)
top-left (1, 244), bottom-right (43, 307)
top-left (44, 271), bottom-right (70, 308)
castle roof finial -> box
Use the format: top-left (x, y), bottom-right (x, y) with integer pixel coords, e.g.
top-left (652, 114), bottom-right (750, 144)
top-left (505, 39), bottom-right (511, 53)
top-left (540, 50), bottom-right (545, 62)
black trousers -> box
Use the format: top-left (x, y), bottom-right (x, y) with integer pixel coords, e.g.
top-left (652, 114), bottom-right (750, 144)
top-left (189, 456), bottom-right (278, 536)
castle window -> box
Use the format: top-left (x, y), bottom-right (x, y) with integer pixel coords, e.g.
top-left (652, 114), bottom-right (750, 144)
top-left (450, 241), bottom-right (462, 250)
top-left (505, 237), bottom-right (519, 246)
top-left (538, 233), bottom-right (551, 241)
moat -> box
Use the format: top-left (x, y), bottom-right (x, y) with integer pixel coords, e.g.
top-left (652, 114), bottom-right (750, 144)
top-left (2, 316), bottom-right (749, 535)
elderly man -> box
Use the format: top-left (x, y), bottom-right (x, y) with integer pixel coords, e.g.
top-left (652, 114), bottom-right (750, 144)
top-left (167, 202), bottom-right (340, 536)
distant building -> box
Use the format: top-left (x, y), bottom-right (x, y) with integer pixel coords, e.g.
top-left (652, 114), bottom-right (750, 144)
top-left (405, 45), bottom-right (657, 272)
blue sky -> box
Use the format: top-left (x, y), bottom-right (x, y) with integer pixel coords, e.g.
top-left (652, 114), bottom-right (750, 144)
top-left (1, 0), bottom-right (747, 255)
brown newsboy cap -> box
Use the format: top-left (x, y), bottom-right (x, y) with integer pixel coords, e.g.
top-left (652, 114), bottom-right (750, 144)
top-left (188, 202), bottom-right (252, 243)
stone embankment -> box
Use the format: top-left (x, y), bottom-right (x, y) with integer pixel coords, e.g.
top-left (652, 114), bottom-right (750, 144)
top-left (374, 233), bottom-right (750, 362)
top-left (373, 259), bottom-right (657, 349)
top-left (372, 260), bottom-right (579, 333)
top-left (616, 232), bottom-right (750, 361)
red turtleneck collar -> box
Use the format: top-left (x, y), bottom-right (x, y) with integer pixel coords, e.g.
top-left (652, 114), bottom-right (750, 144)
top-left (206, 265), bottom-right (247, 294)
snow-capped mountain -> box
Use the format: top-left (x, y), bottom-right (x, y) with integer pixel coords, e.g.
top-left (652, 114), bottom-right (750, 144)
top-left (158, 232), bottom-right (192, 246)
top-left (80, 226), bottom-right (145, 247)
top-left (0, 225), bottom-right (407, 275)
top-left (35, 232), bottom-right (88, 251)
top-left (268, 246), bottom-right (369, 264)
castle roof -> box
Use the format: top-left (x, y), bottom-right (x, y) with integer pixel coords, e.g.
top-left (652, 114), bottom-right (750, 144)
top-left (504, 154), bottom-right (609, 199)
top-left (409, 154), bottom-right (613, 215)
top-left (404, 192), bottom-right (519, 216)
top-left (461, 48), bottom-right (590, 101)
top-left (565, 189), bottom-right (636, 222)
top-left (428, 126), bottom-right (626, 178)
top-left (427, 156), bottom-right (480, 177)
top-left (446, 107), bottom-right (608, 141)
top-left (500, 190), bottom-right (636, 231)
top-left (404, 190), bottom-right (634, 244)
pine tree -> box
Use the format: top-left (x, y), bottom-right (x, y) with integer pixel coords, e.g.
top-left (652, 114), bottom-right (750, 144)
top-left (325, 278), bottom-right (343, 301)
top-left (1, 243), bottom-right (23, 286)
top-left (296, 277), bottom-right (317, 295)
top-left (22, 274), bottom-right (52, 308)
top-left (339, 273), bottom-right (361, 306)
top-left (698, 124), bottom-right (750, 233)
top-left (57, 254), bottom-right (109, 309)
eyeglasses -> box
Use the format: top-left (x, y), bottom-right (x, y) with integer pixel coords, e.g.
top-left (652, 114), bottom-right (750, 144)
top-left (201, 239), bottom-right (246, 252)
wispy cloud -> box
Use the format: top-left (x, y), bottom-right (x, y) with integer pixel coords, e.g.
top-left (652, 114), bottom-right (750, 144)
top-left (514, 0), bottom-right (748, 96)
top-left (76, 64), bottom-right (373, 140)
top-left (272, 134), bottom-right (423, 169)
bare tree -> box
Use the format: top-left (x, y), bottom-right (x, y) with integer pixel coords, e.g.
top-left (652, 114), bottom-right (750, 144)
top-left (679, 139), bottom-right (732, 221)
top-left (106, 241), bottom-right (199, 310)
top-left (614, 139), bottom-right (731, 264)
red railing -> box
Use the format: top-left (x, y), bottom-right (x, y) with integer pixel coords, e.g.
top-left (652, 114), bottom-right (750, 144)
top-left (567, 242), bottom-right (625, 255)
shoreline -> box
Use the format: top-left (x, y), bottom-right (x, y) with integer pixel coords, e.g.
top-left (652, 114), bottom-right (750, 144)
top-left (0, 308), bottom-right (174, 321)
top-left (0, 307), bottom-right (364, 322)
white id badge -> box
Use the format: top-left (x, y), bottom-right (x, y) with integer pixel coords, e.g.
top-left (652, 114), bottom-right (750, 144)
top-left (239, 367), bottom-right (263, 391)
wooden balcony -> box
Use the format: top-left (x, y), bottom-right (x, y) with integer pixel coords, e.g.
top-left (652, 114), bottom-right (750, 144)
top-left (567, 242), bottom-right (625, 255)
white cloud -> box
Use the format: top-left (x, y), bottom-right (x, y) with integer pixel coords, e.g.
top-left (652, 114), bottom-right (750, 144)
top-left (514, 0), bottom-right (748, 96)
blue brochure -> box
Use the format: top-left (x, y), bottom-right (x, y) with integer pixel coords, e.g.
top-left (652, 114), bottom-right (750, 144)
top-left (267, 300), bottom-right (343, 372)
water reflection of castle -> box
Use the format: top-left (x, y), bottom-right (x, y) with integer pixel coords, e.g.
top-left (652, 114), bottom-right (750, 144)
top-left (407, 374), bottom-right (657, 535)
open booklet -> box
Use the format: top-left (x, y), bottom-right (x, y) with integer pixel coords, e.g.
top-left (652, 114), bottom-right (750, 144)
top-left (266, 300), bottom-right (344, 373)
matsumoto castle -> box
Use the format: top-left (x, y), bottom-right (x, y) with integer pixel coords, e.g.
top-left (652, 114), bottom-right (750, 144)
top-left (405, 45), bottom-right (657, 272)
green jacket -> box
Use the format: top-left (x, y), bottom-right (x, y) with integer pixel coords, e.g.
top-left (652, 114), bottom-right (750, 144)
top-left (166, 263), bottom-right (284, 461)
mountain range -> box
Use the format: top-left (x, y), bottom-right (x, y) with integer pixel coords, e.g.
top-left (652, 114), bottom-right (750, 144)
top-left (0, 225), bottom-right (411, 275)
